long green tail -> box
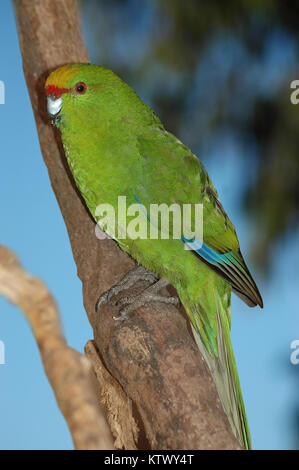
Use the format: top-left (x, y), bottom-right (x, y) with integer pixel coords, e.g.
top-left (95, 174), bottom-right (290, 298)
top-left (182, 288), bottom-right (251, 449)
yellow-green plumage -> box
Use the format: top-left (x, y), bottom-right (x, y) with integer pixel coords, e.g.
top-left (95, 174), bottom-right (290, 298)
top-left (46, 63), bottom-right (263, 449)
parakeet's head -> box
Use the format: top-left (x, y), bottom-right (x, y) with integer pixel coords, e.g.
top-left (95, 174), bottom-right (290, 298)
top-left (45, 63), bottom-right (153, 129)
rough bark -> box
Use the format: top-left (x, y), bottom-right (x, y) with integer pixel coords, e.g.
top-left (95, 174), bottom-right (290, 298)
top-left (13, 0), bottom-right (241, 449)
top-left (85, 340), bottom-right (139, 450)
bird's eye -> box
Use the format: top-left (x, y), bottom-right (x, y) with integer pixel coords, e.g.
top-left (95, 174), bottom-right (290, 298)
top-left (75, 82), bottom-right (87, 94)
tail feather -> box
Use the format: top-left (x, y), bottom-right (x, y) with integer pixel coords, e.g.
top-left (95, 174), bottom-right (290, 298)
top-left (186, 290), bottom-right (251, 449)
top-left (190, 292), bottom-right (251, 449)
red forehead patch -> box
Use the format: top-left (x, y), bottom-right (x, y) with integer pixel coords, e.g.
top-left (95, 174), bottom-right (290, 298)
top-left (46, 84), bottom-right (71, 98)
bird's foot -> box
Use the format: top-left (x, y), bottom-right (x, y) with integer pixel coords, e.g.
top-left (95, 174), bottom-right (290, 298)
top-left (96, 266), bottom-right (158, 311)
top-left (114, 277), bottom-right (181, 321)
top-left (95, 266), bottom-right (180, 321)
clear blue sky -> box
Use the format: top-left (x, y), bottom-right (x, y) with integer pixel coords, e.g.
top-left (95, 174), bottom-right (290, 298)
top-left (0, 0), bottom-right (298, 449)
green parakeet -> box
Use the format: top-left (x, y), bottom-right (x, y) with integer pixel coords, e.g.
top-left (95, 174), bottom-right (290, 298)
top-left (45, 63), bottom-right (263, 449)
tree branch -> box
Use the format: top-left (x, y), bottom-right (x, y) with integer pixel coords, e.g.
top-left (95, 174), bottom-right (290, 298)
top-left (0, 245), bottom-right (114, 450)
top-left (13, 0), bottom-right (241, 449)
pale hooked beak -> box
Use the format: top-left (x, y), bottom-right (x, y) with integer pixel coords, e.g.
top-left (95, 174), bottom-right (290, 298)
top-left (47, 94), bottom-right (62, 123)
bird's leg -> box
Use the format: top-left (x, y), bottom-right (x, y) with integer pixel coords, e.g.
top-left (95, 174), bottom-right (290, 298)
top-left (96, 266), bottom-right (158, 312)
top-left (96, 265), bottom-right (180, 320)
top-left (115, 277), bottom-right (181, 321)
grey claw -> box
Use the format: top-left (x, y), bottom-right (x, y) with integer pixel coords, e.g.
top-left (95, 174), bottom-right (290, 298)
top-left (113, 314), bottom-right (127, 322)
top-left (95, 292), bottom-right (109, 312)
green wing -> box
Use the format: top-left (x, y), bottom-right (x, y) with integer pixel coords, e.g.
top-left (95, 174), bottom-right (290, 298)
top-left (135, 126), bottom-right (263, 308)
